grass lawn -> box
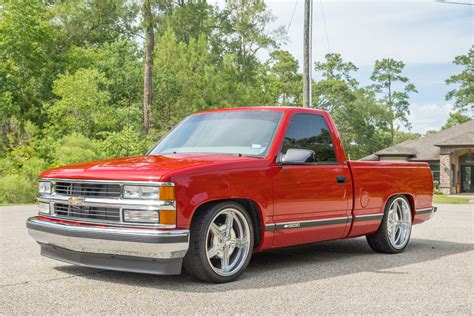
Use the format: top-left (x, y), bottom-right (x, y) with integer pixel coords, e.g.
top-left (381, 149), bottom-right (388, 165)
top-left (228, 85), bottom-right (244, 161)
top-left (0, 202), bottom-right (35, 207)
top-left (433, 195), bottom-right (470, 204)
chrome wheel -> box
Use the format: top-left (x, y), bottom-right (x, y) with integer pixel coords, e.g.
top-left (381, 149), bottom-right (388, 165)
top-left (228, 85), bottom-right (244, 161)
top-left (205, 208), bottom-right (251, 277)
top-left (387, 197), bottom-right (412, 249)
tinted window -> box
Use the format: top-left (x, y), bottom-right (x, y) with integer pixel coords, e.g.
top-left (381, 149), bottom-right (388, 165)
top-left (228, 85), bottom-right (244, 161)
top-left (281, 114), bottom-right (337, 163)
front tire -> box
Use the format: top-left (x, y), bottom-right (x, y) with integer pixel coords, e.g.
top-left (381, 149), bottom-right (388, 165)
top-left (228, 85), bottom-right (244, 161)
top-left (183, 202), bottom-right (254, 283)
top-left (366, 196), bottom-right (412, 254)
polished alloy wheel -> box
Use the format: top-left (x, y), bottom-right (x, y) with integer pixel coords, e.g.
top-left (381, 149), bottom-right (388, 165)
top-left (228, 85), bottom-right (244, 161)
top-left (205, 208), bottom-right (251, 276)
top-left (387, 197), bottom-right (412, 249)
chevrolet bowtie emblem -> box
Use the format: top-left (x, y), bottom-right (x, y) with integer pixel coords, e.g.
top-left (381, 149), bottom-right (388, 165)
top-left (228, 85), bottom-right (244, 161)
top-left (68, 197), bottom-right (85, 206)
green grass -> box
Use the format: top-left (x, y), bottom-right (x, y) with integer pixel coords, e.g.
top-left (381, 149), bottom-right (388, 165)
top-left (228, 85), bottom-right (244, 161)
top-left (433, 195), bottom-right (470, 204)
top-left (0, 202), bottom-right (35, 207)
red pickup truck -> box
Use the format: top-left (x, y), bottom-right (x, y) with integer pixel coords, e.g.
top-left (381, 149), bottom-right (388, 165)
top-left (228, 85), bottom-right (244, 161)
top-left (27, 107), bottom-right (436, 283)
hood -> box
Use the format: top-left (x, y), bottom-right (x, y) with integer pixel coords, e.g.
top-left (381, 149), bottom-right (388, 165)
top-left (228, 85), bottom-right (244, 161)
top-left (40, 154), bottom-right (266, 182)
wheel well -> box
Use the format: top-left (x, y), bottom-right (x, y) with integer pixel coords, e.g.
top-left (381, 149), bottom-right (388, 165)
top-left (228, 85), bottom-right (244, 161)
top-left (191, 199), bottom-right (263, 248)
top-left (403, 194), bottom-right (416, 220)
top-left (387, 194), bottom-right (416, 220)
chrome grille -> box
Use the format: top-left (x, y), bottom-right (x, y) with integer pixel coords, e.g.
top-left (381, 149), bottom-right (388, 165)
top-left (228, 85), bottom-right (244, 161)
top-left (54, 182), bottom-right (121, 198)
top-left (54, 203), bottom-right (120, 221)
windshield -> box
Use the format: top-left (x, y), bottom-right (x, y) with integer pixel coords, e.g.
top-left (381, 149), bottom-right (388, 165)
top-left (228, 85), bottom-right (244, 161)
top-left (149, 110), bottom-right (283, 158)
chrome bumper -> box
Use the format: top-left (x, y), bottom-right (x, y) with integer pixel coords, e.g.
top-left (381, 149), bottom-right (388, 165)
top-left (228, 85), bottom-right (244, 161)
top-left (27, 216), bottom-right (189, 275)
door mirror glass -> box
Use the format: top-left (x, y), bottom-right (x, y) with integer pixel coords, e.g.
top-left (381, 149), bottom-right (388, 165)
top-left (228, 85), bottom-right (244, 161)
top-left (282, 148), bottom-right (316, 164)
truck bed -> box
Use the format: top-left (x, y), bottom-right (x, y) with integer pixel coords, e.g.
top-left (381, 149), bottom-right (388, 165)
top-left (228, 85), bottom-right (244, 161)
top-left (346, 160), bottom-right (434, 237)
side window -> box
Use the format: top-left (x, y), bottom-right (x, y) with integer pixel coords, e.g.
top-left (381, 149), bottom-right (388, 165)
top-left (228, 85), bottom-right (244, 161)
top-left (281, 114), bottom-right (337, 163)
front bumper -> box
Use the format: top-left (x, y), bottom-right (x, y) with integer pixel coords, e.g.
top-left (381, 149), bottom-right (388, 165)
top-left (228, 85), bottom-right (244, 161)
top-left (26, 216), bottom-right (189, 275)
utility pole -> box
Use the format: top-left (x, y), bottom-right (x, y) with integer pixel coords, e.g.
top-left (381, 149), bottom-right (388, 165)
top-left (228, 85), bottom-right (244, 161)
top-left (143, 0), bottom-right (154, 134)
top-left (303, 0), bottom-right (312, 108)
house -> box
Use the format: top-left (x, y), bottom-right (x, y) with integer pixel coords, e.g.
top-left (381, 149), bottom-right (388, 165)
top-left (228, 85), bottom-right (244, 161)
top-left (363, 120), bottom-right (474, 194)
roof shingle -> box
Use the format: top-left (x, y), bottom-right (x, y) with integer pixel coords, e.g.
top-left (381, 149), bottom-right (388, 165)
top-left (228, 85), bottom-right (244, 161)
top-left (366, 120), bottom-right (474, 161)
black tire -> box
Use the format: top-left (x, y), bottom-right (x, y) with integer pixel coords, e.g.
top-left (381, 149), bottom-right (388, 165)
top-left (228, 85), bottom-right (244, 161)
top-left (366, 195), bottom-right (412, 254)
top-left (183, 201), bottom-right (254, 283)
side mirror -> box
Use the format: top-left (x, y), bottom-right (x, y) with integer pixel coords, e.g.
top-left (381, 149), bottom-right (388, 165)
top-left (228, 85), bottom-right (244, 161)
top-left (281, 148), bottom-right (316, 164)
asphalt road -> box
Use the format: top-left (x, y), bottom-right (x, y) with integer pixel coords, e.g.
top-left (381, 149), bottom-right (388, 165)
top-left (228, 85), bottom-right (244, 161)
top-left (1, 203), bottom-right (472, 314)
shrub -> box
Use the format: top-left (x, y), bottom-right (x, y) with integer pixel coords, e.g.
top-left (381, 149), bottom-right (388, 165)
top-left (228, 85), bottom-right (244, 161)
top-left (48, 68), bottom-right (112, 138)
top-left (99, 127), bottom-right (152, 158)
top-left (0, 158), bottom-right (17, 177)
top-left (54, 133), bottom-right (101, 166)
top-left (21, 157), bottom-right (49, 182)
top-left (0, 174), bottom-right (36, 204)
top-left (433, 180), bottom-right (441, 194)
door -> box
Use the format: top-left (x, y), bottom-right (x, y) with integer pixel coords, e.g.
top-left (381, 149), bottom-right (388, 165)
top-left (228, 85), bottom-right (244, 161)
top-left (461, 165), bottom-right (474, 192)
top-left (460, 153), bottom-right (474, 193)
top-left (272, 113), bottom-right (352, 247)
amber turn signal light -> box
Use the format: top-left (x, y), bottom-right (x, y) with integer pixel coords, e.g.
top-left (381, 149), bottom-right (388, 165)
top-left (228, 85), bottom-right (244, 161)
top-left (159, 185), bottom-right (175, 200)
top-left (159, 210), bottom-right (176, 225)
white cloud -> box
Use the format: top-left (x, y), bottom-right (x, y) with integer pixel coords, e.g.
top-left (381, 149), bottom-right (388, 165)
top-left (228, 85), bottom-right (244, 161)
top-left (406, 102), bottom-right (453, 134)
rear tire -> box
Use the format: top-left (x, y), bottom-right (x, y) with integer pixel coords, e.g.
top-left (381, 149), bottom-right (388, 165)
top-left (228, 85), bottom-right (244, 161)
top-left (366, 195), bottom-right (412, 254)
top-left (183, 202), bottom-right (254, 283)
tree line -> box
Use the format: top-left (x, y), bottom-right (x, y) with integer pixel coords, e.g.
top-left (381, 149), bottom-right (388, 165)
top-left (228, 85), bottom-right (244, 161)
top-left (0, 0), bottom-right (472, 203)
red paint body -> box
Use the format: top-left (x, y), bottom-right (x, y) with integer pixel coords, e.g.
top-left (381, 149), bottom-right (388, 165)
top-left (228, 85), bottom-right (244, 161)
top-left (41, 107), bottom-right (434, 252)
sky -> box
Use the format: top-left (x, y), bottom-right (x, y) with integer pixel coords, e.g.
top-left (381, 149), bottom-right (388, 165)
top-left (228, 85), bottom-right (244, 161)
top-left (214, 0), bottom-right (473, 134)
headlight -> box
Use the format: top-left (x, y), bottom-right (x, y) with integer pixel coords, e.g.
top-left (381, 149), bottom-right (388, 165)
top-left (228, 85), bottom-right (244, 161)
top-left (122, 185), bottom-right (175, 200)
top-left (123, 185), bottom-right (160, 199)
top-left (38, 202), bottom-right (50, 214)
top-left (38, 181), bottom-right (52, 194)
top-left (123, 209), bottom-right (159, 223)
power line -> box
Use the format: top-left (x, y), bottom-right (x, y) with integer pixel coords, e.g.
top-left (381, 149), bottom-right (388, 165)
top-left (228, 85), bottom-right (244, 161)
top-left (287, 0), bottom-right (299, 33)
top-left (435, 0), bottom-right (474, 5)
top-left (319, 0), bottom-right (330, 52)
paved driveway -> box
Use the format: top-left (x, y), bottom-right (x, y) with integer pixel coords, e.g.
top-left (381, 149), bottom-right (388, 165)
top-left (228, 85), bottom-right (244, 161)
top-left (1, 204), bottom-right (472, 314)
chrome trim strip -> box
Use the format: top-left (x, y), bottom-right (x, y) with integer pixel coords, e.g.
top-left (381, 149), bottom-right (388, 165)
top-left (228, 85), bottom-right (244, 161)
top-left (37, 192), bottom-right (176, 228)
top-left (38, 195), bottom-right (176, 209)
top-left (264, 223), bottom-right (275, 232)
top-left (266, 216), bottom-right (351, 231)
top-left (415, 207), bottom-right (434, 215)
top-left (353, 213), bottom-right (384, 222)
top-left (27, 217), bottom-right (188, 259)
top-left (41, 178), bottom-right (175, 187)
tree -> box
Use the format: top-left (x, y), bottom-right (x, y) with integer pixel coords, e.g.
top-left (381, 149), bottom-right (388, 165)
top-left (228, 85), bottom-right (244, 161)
top-left (370, 58), bottom-right (417, 145)
top-left (442, 112), bottom-right (471, 129)
top-left (312, 54), bottom-right (359, 126)
top-left (218, 0), bottom-right (285, 84)
top-left (313, 53), bottom-right (359, 112)
top-left (335, 89), bottom-right (391, 159)
top-left (311, 54), bottom-right (393, 159)
top-left (51, 0), bottom-right (139, 47)
top-left (394, 131), bottom-right (420, 143)
top-left (314, 53), bottom-right (358, 88)
top-left (266, 50), bottom-right (302, 106)
top-left (160, 0), bottom-right (215, 44)
top-left (47, 68), bottom-right (113, 138)
top-left (0, 0), bottom-right (63, 147)
top-left (445, 46), bottom-right (474, 120)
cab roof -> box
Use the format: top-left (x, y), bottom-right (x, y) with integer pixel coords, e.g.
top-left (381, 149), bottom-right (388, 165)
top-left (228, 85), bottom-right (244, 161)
top-left (195, 106), bottom-right (329, 116)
